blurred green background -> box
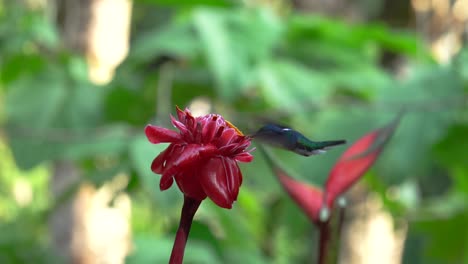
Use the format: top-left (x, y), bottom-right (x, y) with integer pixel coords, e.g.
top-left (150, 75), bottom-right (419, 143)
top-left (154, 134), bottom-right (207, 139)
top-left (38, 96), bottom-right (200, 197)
top-left (0, 0), bottom-right (467, 263)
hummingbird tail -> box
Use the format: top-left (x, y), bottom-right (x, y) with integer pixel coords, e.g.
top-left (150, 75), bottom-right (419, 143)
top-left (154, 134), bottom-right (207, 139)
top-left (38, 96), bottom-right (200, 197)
top-left (295, 139), bottom-right (347, 156)
top-left (320, 140), bottom-right (346, 149)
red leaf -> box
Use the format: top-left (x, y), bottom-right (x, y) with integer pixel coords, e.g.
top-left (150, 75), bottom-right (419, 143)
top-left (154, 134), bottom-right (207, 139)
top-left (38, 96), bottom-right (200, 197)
top-left (325, 117), bottom-right (400, 207)
top-left (275, 167), bottom-right (324, 223)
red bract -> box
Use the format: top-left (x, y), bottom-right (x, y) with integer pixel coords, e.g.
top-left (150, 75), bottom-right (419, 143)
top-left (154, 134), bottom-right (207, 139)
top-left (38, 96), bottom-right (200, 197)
top-left (145, 106), bottom-right (253, 209)
top-left (261, 117), bottom-right (400, 264)
top-left (275, 167), bottom-right (323, 223)
top-left (257, 146), bottom-right (324, 223)
top-left (324, 118), bottom-right (399, 208)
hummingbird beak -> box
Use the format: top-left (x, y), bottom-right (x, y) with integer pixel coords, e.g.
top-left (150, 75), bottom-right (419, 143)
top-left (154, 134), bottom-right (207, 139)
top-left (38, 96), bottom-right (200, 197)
top-left (247, 132), bottom-right (257, 138)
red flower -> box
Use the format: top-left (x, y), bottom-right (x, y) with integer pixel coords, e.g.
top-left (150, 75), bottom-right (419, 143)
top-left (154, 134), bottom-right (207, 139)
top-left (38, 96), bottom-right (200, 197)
top-left (145, 106), bottom-right (253, 209)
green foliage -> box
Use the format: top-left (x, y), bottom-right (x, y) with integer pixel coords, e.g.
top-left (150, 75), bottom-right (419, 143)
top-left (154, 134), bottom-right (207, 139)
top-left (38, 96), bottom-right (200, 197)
top-left (411, 211), bottom-right (468, 264)
top-left (0, 0), bottom-right (467, 263)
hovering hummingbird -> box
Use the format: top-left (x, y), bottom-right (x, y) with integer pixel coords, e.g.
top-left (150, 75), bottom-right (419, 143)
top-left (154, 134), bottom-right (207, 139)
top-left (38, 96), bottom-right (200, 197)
top-left (250, 124), bottom-right (346, 156)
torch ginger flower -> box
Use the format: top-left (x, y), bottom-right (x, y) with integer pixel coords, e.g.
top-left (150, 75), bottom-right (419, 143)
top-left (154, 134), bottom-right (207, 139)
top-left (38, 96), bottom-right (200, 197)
top-left (145, 106), bottom-right (253, 264)
top-left (145, 106), bottom-right (253, 208)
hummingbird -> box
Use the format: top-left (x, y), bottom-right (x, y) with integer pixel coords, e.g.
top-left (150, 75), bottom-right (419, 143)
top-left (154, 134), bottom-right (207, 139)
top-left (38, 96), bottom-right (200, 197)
top-left (250, 124), bottom-right (346, 156)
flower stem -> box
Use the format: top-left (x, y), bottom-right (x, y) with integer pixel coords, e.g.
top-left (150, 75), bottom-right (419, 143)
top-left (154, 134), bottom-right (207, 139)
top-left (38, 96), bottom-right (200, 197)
top-left (318, 221), bottom-right (331, 264)
top-left (317, 206), bottom-right (346, 264)
top-left (169, 196), bottom-right (202, 264)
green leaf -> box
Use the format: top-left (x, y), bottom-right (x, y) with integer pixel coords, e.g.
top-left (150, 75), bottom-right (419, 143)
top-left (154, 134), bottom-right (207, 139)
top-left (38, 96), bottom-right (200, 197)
top-left (416, 192), bottom-right (468, 219)
top-left (4, 65), bottom-right (131, 169)
top-left (85, 162), bottom-right (130, 187)
top-left (326, 65), bottom-right (392, 98)
top-left (126, 235), bottom-right (221, 264)
top-left (129, 135), bottom-right (166, 193)
top-left (189, 221), bottom-right (223, 256)
top-left (193, 7), bottom-right (282, 99)
top-left (376, 65), bottom-right (464, 181)
top-left (126, 236), bottom-right (173, 264)
top-left (193, 9), bottom-right (240, 99)
top-left (258, 59), bottom-right (331, 112)
top-left (286, 15), bottom-right (422, 56)
top-left (0, 54), bottom-right (46, 85)
top-left (131, 18), bottom-right (200, 62)
top-left (0, 216), bottom-right (58, 263)
top-left (28, 12), bottom-right (59, 49)
top-left (7, 124), bottom-right (132, 169)
top-left (5, 69), bottom-right (67, 129)
top-left (135, 0), bottom-right (232, 7)
top-left (433, 124), bottom-right (468, 169)
top-left (104, 86), bottom-right (154, 125)
top-left (454, 48), bottom-right (468, 83)
top-left (411, 212), bottom-right (468, 264)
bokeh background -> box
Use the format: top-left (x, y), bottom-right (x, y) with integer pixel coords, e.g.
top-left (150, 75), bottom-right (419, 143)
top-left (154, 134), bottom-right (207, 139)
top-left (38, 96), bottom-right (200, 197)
top-left (0, 0), bottom-right (467, 263)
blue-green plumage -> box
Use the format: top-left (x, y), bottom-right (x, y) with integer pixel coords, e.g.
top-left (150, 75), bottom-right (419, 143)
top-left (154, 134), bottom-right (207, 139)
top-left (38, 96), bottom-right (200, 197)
top-left (251, 124), bottom-right (346, 156)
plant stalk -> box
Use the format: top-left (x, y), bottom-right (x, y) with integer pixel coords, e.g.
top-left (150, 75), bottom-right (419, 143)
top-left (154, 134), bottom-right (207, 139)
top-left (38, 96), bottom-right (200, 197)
top-left (169, 196), bottom-right (201, 264)
top-left (318, 221), bottom-right (331, 264)
top-left (317, 205), bottom-right (346, 264)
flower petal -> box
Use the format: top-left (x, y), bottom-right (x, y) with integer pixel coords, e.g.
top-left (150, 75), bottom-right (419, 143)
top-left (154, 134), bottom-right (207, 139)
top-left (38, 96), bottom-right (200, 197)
top-left (234, 152), bottom-right (254, 162)
top-left (194, 122), bottom-right (202, 143)
top-left (145, 125), bottom-right (181, 144)
top-left (225, 158), bottom-right (242, 200)
top-left (232, 138), bottom-right (252, 151)
top-left (325, 116), bottom-right (400, 207)
top-left (217, 127), bottom-right (237, 146)
top-left (199, 157), bottom-right (239, 209)
top-left (202, 115), bottom-right (219, 144)
top-left (151, 144), bottom-right (174, 174)
top-left (160, 174), bottom-right (174, 190)
top-left (162, 145), bottom-right (200, 177)
top-left (171, 115), bottom-right (193, 142)
top-left (163, 144), bottom-right (217, 179)
top-left (218, 143), bottom-right (237, 153)
top-left (184, 109), bottom-right (196, 131)
top-left (159, 145), bottom-right (184, 190)
top-left (174, 171), bottom-right (207, 201)
top-left (176, 106), bottom-right (186, 123)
